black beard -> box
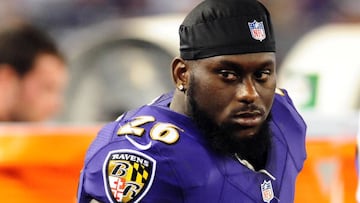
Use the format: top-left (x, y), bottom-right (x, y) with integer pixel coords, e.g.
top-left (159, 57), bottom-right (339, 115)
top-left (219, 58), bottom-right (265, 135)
top-left (187, 79), bottom-right (272, 171)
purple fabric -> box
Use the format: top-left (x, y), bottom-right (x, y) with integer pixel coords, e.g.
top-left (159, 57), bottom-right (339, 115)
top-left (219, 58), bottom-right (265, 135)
top-left (77, 90), bottom-right (306, 203)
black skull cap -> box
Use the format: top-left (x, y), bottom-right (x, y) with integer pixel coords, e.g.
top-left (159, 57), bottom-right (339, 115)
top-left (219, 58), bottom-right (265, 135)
top-left (179, 0), bottom-right (276, 60)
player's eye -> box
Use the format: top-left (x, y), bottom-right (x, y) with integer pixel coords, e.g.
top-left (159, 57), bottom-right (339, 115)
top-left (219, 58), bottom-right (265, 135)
top-left (254, 69), bottom-right (271, 81)
top-left (218, 70), bottom-right (238, 81)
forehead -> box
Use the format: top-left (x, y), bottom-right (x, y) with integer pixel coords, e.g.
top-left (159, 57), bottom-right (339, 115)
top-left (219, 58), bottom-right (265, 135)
top-left (30, 54), bottom-right (66, 74)
top-left (22, 54), bottom-right (67, 86)
top-left (194, 52), bottom-right (276, 69)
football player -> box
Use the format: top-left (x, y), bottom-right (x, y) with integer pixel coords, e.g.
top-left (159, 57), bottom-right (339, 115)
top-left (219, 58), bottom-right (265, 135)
top-left (77, 0), bottom-right (307, 202)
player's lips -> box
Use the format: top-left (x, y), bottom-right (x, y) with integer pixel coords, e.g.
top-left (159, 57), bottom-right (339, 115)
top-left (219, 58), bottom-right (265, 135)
top-left (231, 111), bottom-right (263, 127)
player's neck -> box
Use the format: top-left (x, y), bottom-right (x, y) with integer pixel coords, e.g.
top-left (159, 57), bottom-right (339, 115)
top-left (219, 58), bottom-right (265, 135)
top-left (169, 90), bottom-right (187, 116)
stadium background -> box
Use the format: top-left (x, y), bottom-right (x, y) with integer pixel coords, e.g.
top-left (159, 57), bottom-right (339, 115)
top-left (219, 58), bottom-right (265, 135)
top-left (0, 0), bottom-right (359, 202)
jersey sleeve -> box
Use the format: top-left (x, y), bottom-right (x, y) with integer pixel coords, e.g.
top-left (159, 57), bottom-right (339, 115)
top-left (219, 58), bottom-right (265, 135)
top-left (77, 121), bottom-right (119, 203)
top-left (272, 88), bottom-right (307, 171)
top-left (77, 117), bottom-right (184, 203)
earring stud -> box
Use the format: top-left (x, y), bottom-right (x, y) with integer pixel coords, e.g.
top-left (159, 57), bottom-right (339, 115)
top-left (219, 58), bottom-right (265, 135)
top-left (178, 84), bottom-right (185, 92)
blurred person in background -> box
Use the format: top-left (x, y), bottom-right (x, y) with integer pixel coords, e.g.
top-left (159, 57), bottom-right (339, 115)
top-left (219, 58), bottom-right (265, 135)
top-left (0, 22), bottom-right (68, 122)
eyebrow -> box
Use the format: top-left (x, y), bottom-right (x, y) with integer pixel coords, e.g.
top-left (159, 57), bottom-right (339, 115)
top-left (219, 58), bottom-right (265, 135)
top-left (218, 59), bottom-right (275, 70)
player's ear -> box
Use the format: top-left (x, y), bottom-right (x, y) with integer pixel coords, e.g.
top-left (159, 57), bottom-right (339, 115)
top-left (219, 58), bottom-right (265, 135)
top-left (171, 57), bottom-right (189, 88)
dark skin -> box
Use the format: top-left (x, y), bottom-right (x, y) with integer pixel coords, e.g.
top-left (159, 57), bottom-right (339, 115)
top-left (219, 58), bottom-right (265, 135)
top-left (170, 52), bottom-right (276, 139)
top-left (89, 53), bottom-right (276, 202)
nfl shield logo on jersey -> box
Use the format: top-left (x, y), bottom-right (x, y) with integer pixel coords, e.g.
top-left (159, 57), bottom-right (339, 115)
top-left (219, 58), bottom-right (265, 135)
top-left (103, 149), bottom-right (156, 203)
top-left (248, 20), bottom-right (266, 41)
top-left (261, 180), bottom-right (274, 202)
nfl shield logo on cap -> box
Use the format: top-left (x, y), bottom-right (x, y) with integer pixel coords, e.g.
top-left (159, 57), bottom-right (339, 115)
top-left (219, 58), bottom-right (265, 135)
top-left (248, 20), bottom-right (266, 41)
top-left (261, 180), bottom-right (274, 202)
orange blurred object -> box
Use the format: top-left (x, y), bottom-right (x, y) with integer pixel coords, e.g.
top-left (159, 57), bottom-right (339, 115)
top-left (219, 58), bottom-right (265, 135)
top-left (0, 125), bottom-right (100, 203)
top-left (0, 125), bottom-right (357, 203)
top-left (295, 136), bottom-right (357, 203)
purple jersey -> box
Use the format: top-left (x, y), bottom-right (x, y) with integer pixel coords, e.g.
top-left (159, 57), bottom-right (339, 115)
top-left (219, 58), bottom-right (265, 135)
top-left (77, 89), bottom-right (306, 203)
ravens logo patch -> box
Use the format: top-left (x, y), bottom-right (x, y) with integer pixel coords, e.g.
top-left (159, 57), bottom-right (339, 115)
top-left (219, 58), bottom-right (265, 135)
top-left (103, 149), bottom-right (156, 203)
